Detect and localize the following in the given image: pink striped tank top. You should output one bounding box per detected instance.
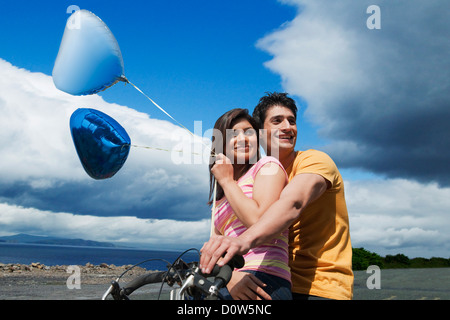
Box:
[214,156,291,282]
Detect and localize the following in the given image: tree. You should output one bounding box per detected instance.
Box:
[384,253,411,268]
[352,247,384,270]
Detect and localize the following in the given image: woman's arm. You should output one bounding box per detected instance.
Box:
[212,155,286,228]
[200,172,328,273]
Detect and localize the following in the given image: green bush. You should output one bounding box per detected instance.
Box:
[383,253,411,268]
[351,248,449,270]
[352,247,384,270]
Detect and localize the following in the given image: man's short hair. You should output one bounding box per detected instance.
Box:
[252,92,298,128]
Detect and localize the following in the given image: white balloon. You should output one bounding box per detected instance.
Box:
[52,10,127,96]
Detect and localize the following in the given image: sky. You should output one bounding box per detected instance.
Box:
[0,0,449,258]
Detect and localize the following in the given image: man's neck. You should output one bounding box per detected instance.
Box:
[279,149,297,170]
[267,148,296,169]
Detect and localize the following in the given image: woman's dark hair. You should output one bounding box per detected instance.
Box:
[252,92,297,129]
[208,108,260,205]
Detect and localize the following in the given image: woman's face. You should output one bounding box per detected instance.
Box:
[226,118,258,164]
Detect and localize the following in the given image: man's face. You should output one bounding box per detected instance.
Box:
[262,105,297,155]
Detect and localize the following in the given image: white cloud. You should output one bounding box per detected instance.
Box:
[0,203,210,248]
[0,58,213,248]
[0,58,208,183]
[258,1,365,122]
[2,0,450,258]
[259,0,450,186]
[345,179,450,257]
[255,0,450,257]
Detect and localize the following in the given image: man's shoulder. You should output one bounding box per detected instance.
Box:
[296,149,335,162]
[292,149,339,179]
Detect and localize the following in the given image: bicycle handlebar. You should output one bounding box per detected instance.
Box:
[210,253,245,288]
[102,253,245,300]
[202,253,244,300]
[121,270,168,296]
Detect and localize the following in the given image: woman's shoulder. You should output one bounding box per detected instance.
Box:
[257,156,283,167]
[251,156,287,178]
[252,156,283,171]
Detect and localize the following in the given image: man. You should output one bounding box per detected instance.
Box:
[201,92,353,300]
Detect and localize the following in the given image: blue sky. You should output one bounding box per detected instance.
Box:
[1,0,326,151]
[2,1,307,135]
[0,0,449,258]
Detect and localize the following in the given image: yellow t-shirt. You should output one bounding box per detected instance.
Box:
[285,150,353,300]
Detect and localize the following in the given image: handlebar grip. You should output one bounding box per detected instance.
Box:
[122,271,167,296]
[214,264,233,285]
[201,254,245,277]
[228,254,245,269]
[206,254,245,300]
[214,254,244,286]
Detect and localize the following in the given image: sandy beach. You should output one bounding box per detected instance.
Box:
[1,263,449,300]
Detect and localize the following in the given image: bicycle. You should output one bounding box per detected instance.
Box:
[101,248,244,300]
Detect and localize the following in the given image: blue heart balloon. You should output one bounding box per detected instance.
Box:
[70,108,131,180]
[53,10,127,95]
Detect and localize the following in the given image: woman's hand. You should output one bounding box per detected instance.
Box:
[211,153,234,186]
[200,234,251,274]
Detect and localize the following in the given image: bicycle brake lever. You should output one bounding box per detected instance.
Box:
[101,284,113,300]
[178,274,195,297]
[102,278,121,300]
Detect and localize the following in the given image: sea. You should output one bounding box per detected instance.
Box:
[0,242,200,271]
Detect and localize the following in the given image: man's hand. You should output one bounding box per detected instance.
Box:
[227,271,272,300]
[200,234,251,274]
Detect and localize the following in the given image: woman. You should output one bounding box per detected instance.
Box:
[208,108,292,300]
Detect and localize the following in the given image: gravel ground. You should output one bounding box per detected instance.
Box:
[1,263,449,300]
[353,267,450,300]
[0,263,172,300]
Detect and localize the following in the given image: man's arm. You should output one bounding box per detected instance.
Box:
[200,172,328,273]
[227,271,272,300]
[213,155,287,227]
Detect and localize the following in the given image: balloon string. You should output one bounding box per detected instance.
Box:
[125,79,216,156]
[133,143,218,236]
[134,142,217,236]
[123,78,218,232]
[211,180,217,237]
[127,81,194,136]
[130,144,201,155]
